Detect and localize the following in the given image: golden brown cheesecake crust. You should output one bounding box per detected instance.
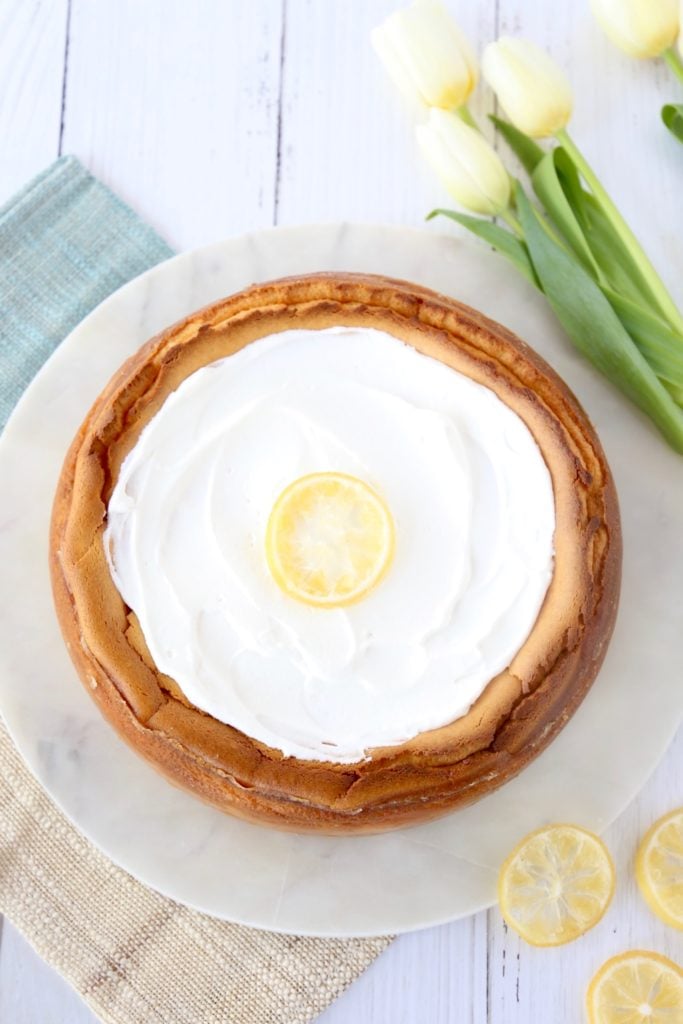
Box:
[50,273,622,833]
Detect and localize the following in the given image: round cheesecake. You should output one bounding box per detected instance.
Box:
[50,273,621,833]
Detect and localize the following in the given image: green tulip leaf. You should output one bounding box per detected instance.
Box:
[552,147,667,312]
[662,103,683,143]
[531,152,601,280]
[603,288,683,399]
[428,208,539,288]
[516,184,683,452]
[489,116,545,176]
[553,135,683,331]
[547,149,683,400]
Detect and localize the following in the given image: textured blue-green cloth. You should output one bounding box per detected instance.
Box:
[0,156,173,430]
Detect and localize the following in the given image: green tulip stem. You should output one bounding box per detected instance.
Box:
[556,128,683,334]
[664,47,683,87]
[499,206,523,237]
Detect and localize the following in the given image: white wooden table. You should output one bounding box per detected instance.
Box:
[1,2,681,1021]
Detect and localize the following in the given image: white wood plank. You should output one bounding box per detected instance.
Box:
[0,0,68,204]
[319,914,489,1024]
[275,0,499,227]
[0,920,96,1024]
[60,0,284,250]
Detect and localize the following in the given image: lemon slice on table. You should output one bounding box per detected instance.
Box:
[636,807,683,930]
[266,472,395,608]
[498,824,615,946]
[586,950,683,1024]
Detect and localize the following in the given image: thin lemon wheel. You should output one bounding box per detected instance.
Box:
[265,472,394,608]
[636,807,683,930]
[586,950,683,1024]
[498,824,615,946]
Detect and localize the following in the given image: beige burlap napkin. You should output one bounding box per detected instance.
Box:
[0,720,391,1024]
[0,157,391,1024]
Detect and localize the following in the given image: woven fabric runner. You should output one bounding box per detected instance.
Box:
[0,157,391,1024]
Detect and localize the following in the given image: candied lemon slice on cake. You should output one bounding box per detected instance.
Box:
[266,472,395,607]
[636,807,683,930]
[586,950,683,1024]
[498,824,615,946]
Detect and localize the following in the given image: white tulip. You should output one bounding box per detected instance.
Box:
[590,0,679,58]
[482,38,573,138]
[371,0,478,110]
[678,0,683,58]
[417,109,510,215]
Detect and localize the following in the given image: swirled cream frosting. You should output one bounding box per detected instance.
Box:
[104,326,555,763]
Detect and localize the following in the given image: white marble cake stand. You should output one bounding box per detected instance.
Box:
[0,224,681,937]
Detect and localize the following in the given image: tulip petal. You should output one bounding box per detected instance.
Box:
[483,38,573,138]
[417,110,510,216]
[372,0,477,110]
[590,0,679,58]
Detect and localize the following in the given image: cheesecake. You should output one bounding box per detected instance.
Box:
[50,273,621,833]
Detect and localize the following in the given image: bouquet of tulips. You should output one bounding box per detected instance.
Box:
[373,0,683,453]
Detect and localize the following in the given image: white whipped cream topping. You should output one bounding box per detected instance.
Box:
[105,327,555,763]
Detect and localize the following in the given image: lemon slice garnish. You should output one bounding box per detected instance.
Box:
[636,807,683,930]
[498,824,615,946]
[265,472,394,608]
[586,950,683,1024]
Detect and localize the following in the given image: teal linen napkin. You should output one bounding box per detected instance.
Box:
[0,156,173,430]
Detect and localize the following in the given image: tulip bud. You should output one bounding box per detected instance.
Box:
[371,0,478,110]
[590,0,679,59]
[482,38,573,138]
[417,109,510,215]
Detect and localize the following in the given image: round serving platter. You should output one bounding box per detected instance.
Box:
[0,223,680,936]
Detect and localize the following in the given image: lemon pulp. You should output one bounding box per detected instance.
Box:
[586,951,683,1024]
[265,472,395,608]
[498,824,615,946]
[636,807,683,930]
